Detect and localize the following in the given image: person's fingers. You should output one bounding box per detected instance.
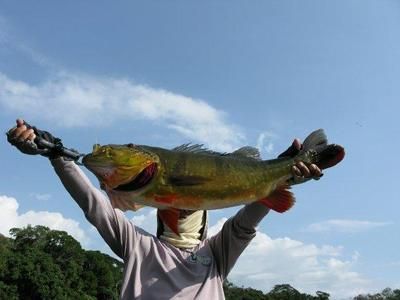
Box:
[20,129,35,141]
[279,139,302,158]
[309,164,322,178]
[16,118,25,127]
[27,132,37,141]
[292,138,302,151]
[291,165,302,177]
[12,125,28,139]
[296,161,311,178]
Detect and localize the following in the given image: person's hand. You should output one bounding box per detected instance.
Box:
[6,118,59,157]
[6,119,42,155]
[279,138,322,184]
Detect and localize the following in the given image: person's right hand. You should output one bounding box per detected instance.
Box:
[279,138,323,185]
[6,119,44,155]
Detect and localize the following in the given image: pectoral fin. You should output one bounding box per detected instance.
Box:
[107,189,145,211]
[259,185,295,213]
[110,195,145,211]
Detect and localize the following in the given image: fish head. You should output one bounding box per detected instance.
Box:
[82,143,159,191]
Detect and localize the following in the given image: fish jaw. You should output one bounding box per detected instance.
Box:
[82,144,159,190]
[81,159,121,188]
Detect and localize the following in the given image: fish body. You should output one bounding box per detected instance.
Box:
[105,145,293,211]
[82,129,344,215]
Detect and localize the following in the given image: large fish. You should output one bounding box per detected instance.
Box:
[82,129,344,233]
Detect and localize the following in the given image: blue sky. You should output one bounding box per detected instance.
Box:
[0,1,399,298]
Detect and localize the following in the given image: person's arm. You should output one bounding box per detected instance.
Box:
[7,119,138,260]
[208,201,269,279]
[208,138,322,279]
[51,157,138,260]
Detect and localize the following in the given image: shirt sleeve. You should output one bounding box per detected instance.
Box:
[51,157,138,260]
[208,202,270,279]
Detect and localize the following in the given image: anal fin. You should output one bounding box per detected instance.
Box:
[259,185,295,213]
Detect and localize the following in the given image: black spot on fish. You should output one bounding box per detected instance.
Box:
[168,175,211,186]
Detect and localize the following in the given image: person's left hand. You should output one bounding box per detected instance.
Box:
[279,138,322,183]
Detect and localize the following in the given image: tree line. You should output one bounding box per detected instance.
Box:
[0,226,398,299]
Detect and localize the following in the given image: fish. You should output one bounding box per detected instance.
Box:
[82,129,344,234]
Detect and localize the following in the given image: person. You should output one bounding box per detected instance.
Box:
[7,118,322,300]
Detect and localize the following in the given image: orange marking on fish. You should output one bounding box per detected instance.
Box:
[154,194,177,204]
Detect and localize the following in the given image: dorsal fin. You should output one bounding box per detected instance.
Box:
[172,143,226,156]
[231,146,261,160]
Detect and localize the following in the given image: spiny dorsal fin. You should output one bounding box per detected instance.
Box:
[172,143,226,156]
[231,146,261,160]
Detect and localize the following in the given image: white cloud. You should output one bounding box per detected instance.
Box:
[130,208,158,235]
[209,217,372,299]
[256,131,276,155]
[0,194,87,245]
[0,72,244,152]
[304,219,392,233]
[208,217,228,237]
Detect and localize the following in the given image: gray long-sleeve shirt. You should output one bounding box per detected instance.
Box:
[51,158,269,300]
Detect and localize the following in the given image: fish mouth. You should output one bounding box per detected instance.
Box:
[113,163,158,192]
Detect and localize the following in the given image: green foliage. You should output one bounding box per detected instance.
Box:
[354,288,400,300]
[0,225,123,300]
[223,280,331,300]
[223,280,400,300]
[223,280,267,300]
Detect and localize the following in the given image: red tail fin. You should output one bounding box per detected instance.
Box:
[301,129,345,170]
[259,185,295,213]
[315,144,345,170]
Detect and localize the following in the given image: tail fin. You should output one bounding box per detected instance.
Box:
[301,129,345,170]
[258,129,344,214]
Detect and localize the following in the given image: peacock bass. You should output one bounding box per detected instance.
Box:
[82,129,344,234]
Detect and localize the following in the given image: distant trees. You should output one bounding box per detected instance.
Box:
[0,226,399,299]
[0,225,122,299]
[223,281,330,299]
[223,281,400,300]
[354,288,400,300]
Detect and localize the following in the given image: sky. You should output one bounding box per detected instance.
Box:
[0,1,399,299]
